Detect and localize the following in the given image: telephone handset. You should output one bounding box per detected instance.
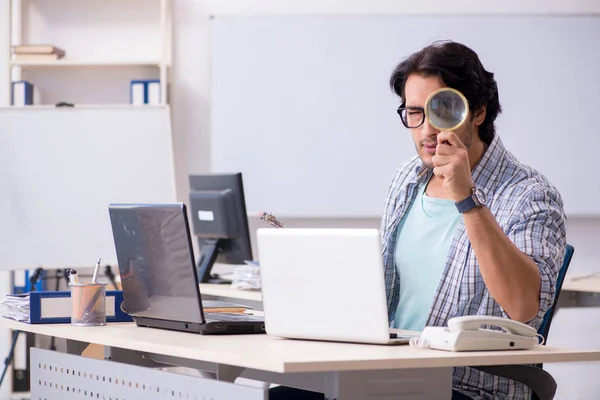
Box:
[410,315,544,352]
[448,315,538,337]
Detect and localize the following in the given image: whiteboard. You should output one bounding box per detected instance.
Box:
[211,15,600,217]
[0,107,176,270]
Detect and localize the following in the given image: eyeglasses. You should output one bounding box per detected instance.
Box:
[397,105,425,129]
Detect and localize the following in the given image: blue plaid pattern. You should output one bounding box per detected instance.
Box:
[380,135,567,399]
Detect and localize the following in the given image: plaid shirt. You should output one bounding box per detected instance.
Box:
[380,135,567,400]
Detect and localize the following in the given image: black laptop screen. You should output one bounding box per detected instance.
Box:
[108,204,203,324]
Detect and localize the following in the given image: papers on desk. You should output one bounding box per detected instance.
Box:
[1,293,31,322]
[202,300,252,313]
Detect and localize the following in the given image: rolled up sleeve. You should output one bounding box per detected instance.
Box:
[505,187,567,327]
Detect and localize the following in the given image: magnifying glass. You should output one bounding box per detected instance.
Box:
[424,87,469,131]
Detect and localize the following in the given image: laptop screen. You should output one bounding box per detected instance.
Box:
[108,204,203,324]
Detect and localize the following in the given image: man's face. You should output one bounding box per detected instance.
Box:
[403,74,475,168]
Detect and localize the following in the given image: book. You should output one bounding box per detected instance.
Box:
[11,44,65,57]
[0,291,132,324]
[12,53,64,61]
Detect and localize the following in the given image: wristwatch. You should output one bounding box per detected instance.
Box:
[455,187,487,213]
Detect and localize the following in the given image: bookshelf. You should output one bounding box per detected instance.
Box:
[6,0,172,107]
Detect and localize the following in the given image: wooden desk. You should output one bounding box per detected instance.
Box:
[557,274,600,309]
[4,318,600,399]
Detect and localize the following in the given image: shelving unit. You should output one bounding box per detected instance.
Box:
[6,0,172,107]
[2,6,178,397]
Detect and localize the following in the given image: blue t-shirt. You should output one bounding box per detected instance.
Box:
[393,182,462,331]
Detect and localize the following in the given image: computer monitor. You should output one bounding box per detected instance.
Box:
[188,173,253,284]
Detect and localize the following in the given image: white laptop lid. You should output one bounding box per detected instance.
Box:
[256,228,393,344]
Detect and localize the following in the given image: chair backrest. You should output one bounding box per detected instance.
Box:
[475,245,574,400]
[537,244,574,340]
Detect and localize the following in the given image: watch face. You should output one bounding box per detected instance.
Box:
[475,188,487,206]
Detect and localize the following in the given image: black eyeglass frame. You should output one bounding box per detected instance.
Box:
[396,105,426,129]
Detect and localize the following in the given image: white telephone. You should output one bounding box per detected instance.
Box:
[410,315,544,352]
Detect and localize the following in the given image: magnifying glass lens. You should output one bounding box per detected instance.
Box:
[426,89,468,131]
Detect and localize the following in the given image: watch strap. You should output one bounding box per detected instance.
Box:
[455,194,478,213]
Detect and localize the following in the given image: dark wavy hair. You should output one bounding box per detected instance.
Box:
[389,41,501,145]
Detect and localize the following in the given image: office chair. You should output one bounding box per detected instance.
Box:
[473,244,575,400]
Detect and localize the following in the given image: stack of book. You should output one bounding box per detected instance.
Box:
[11,44,65,61]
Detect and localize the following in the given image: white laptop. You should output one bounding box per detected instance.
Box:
[256,228,420,345]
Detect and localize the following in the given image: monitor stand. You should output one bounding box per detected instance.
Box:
[196,239,232,285]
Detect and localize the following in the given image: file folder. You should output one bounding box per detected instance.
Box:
[2,290,132,324]
[130,79,161,105]
[11,80,34,106]
[130,80,146,106]
[147,79,161,105]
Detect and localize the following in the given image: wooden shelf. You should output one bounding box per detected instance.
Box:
[10,59,164,68]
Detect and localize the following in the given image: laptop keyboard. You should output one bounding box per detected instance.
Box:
[204,312,264,322]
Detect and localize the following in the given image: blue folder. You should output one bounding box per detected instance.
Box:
[11,80,34,106]
[5,290,132,324]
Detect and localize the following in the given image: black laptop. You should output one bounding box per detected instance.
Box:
[108,203,265,335]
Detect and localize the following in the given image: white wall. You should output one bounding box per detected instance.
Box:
[1,1,599,398]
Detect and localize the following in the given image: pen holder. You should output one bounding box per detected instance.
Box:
[70,282,107,326]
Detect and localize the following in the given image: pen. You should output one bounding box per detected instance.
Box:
[67,269,80,285]
[92,257,101,284]
[82,287,104,318]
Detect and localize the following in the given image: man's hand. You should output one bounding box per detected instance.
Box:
[431,131,474,202]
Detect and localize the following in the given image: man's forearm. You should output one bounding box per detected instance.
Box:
[462,206,541,323]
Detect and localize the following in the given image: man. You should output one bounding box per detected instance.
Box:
[382,40,566,399]
[270,41,567,400]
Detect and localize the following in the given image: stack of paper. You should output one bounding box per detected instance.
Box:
[0,294,31,323]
